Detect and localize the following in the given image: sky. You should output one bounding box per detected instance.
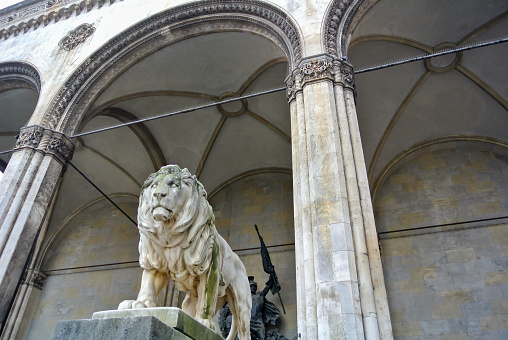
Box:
[0,0,23,11]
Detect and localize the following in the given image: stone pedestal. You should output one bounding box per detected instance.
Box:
[52,308,224,340]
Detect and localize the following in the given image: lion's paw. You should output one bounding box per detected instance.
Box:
[196,317,215,330]
[118,299,156,310]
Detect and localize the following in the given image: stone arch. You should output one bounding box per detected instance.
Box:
[0,62,41,172]
[40,0,303,135]
[0,62,41,93]
[371,135,508,200]
[323,0,379,58]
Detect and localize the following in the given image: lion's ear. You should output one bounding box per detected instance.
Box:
[141,173,156,190]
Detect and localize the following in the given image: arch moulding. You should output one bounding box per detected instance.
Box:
[40,0,303,135]
[0,61,41,93]
[323,0,380,57]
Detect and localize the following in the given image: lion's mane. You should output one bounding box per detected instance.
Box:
[137,165,218,279]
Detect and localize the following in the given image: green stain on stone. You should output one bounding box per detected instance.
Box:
[202,241,219,320]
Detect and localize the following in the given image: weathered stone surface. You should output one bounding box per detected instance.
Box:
[92,308,222,340]
[53,315,191,340]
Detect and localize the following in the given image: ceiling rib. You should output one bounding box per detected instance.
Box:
[367,71,431,181]
[237,58,287,95]
[195,115,227,179]
[100,108,167,170]
[458,11,508,45]
[79,144,142,188]
[456,65,508,111]
[350,34,433,52]
[246,110,290,143]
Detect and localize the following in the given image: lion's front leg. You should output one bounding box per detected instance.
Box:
[118,269,169,309]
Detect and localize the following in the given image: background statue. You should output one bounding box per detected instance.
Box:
[118,165,251,340]
[219,277,287,340]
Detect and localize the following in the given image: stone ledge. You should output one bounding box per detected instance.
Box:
[92,307,224,340]
[53,315,190,340]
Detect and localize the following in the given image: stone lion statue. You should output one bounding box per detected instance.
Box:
[119,165,251,340]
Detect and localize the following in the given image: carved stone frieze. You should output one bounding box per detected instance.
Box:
[0,0,119,40]
[14,125,74,164]
[24,270,47,290]
[42,0,302,131]
[59,23,95,51]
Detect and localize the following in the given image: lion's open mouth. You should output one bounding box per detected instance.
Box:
[152,206,173,222]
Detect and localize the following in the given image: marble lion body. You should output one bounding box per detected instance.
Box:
[119,165,251,340]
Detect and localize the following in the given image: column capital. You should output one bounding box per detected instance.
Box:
[286,54,355,103]
[14,125,74,164]
[23,269,47,290]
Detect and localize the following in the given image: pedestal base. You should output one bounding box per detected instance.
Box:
[52,307,224,340]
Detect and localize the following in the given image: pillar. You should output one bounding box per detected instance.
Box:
[286,54,392,339]
[0,125,73,329]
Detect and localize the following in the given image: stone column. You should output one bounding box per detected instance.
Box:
[286,54,392,339]
[0,125,73,328]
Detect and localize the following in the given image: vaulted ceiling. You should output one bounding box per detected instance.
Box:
[0,0,506,235]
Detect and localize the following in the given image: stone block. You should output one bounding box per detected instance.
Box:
[491,300,508,314]
[453,274,485,289]
[446,248,476,263]
[398,280,427,294]
[53,316,190,340]
[430,304,462,320]
[488,224,508,245]
[419,320,450,335]
[485,272,508,286]
[471,286,504,301]
[403,306,432,322]
[411,292,443,307]
[425,277,454,292]
[460,301,493,318]
[392,321,420,337]
[441,289,475,304]
[437,262,466,276]
[409,266,437,280]
[448,317,482,335]
[91,308,223,340]
[382,237,414,257]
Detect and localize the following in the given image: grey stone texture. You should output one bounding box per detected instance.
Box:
[53,316,191,340]
[376,148,508,338]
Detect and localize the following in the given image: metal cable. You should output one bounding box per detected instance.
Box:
[355,36,508,74]
[67,161,138,226]
[1,36,507,156]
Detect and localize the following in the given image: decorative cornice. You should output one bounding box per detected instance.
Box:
[285,54,355,102]
[0,62,41,92]
[23,269,47,290]
[58,23,95,51]
[0,0,120,41]
[41,0,302,131]
[14,125,74,164]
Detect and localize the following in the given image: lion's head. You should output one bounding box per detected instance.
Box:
[138,165,214,247]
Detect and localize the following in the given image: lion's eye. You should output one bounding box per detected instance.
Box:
[168,181,178,188]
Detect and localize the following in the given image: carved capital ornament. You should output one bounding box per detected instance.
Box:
[14,125,74,164]
[286,55,355,103]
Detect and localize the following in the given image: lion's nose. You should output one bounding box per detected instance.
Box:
[153,191,167,199]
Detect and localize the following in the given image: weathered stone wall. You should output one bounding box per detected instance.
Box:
[374,147,508,339]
